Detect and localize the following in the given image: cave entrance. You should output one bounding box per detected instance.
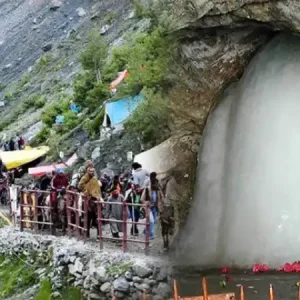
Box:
[179,33,300,269]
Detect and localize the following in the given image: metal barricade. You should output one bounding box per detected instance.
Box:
[17,189,152,253]
[66,191,88,242]
[20,190,54,233]
[97,201,150,253]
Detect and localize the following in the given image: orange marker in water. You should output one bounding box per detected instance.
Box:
[202,277,208,300]
[269,284,274,300]
[173,280,179,300]
[240,285,245,300]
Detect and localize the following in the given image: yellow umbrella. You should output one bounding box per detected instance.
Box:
[0,146,50,170]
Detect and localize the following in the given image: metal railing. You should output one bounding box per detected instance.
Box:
[98,201,150,252]
[20,190,55,233]
[66,191,88,242]
[17,189,150,252]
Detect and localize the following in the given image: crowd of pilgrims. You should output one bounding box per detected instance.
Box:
[34,160,167,242]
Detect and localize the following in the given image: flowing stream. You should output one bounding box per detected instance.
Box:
[178,33,300,269]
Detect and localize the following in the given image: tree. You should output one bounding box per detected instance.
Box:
[79,30,109,83]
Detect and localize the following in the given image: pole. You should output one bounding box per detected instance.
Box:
[145,203,150,254]
[66,192,71,237]
[83,195,88,242]
[97,201,103,250]
[122,201,127,252]
[20,191,24,232]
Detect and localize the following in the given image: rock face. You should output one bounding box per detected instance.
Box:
[143,0,300,245]
[165,0,300,33]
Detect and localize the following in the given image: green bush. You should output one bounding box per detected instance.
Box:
[62,110,81,132]
[102,45,131,82]
[125,88,170,147]
[0,84,6,91]
[30,126,50,146]
[107,26,174,98]
[0,255,38,298]
[22,94,46,110]
[34,280,52,300]
[41,98,70,127]
[104,12,116,25]
[79,30,108,75]
[133,0,145,19]
[74,72,110,110]
[4,91,13,101]
[84,108,105,137]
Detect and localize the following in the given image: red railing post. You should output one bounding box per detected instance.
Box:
[97,201,103,250]
[122,201,128,252]
[66,192,71,237]
[20,191,24,232]
[145,203,150,253]
[8,186,11,221]
[34,192,38,232]
[50,192,55,235]
[83,195,88,242]
[75,193,80,238]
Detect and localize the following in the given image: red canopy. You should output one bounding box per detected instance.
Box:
[28,153,78,177]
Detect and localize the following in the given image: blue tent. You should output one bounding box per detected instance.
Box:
[105,95,144,127]
[55,115,64,125]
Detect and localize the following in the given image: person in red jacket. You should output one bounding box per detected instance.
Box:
[51,169,69,232]
[51,169,69,190]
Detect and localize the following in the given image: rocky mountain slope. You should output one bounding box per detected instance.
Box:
[0,0,138,148]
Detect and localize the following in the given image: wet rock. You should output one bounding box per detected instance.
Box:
[134,283,150,291]
[153,296,163,300]
[3,64,12,71]
[133,263,152,278]
[100,282,111,293]
[76,7,86,17]
[115,291,126,299]
[100,25,110,35]
[91,146,101,161]
[155,267,168,282]
[132,276,142,283]
[154,282,171,298]
[94,266,107,282]
[52,291,61,298]
[58,22,68,30]
[113,277,130,293]
[125,271,133,281]
[89,293,102,300]
[68,258,84,275]
[42,43,53,52]
[50,0,62,10]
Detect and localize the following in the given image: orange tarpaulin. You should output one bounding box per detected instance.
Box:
[110,69,129,89]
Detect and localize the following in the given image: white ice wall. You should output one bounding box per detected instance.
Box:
[178,33,300,268]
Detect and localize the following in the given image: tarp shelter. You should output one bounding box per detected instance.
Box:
[103,95,144,127]
[133,136,182,177]
[70,103,80,113]
[28,153,78,177]
[55,115,64,125]
[0,146,50,170]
